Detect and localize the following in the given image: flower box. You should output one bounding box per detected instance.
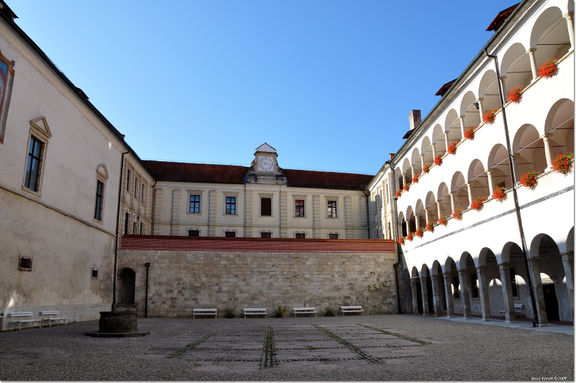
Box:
[483,110,497,124]
[426,222,434,233]
[470,196,486,211]
[395,189,403,198]
[507,86,523,103]
[415,228,424,238]
[406,232,414,241]
[403,182,411,192]
[438,216,448,226]
[397,237,405,245]
[434,155,443,166]
[538,58,558,78]
[492,186,507,202]
[464,128,475,140]
[412,173,421,183]
[520,171,540,189]
[423,164,431,173]
[552,152,574,175]
[452,208,463,220]
[447,142,457,155]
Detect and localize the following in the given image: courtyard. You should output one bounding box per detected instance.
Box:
[0,314,572,381]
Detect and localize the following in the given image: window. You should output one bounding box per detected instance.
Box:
[94,180,104,221]
[295,233,306,239]
[329,233,339,239]
[261,232,272,238]
[18,256,32,271]
[188,229,200,237]
[141,184,145,204]
[134,177,139,198]
[124,212,129,234]
[327,200,337,218]
[261,197,272,216]
[225,231,236,237]
[0,51,15,143]
[24,135,44,192]
[189,195,200,213]
[510,268,519,297]
[126,169,131,191]
[132,222,137,235]
[295,199,305,217]
[140,222,144,235]
[471,274,479,298]
[225,196,236,215]
[91,268,99,279]
[452,277,460,298]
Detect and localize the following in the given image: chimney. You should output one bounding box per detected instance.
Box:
[409,110,421,131]
[389,153,395,161]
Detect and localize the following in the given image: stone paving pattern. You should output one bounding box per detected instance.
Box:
[0,315,572,381]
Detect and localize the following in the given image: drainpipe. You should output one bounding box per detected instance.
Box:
[150,180,157,234]
[484,49,539,327]
[112,151,129,311]
[144,262,151,318]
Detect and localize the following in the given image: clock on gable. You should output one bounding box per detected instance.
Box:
[257,156,274,172]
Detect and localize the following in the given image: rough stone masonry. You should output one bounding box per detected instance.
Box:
[118,236,397,317]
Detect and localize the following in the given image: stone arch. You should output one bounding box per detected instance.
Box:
[425,191,438,225]
[437,182,451,218]
[467,159,490,201]
[398,211,407,237]
[411,266,423,315]
[406,206,416,233]
[500,42,533,94]
[411,147,423,175]
[432,124,446,157]
[544,98,574,159]
[513,124,547,176]
[530,6,571,64]
[444,109,462,144]
[460,91,481,131]
[421,264,434,315]
[450,171,468,210]
[478,70,500,115]
[488,144,512,190]
[421,136,434,168]
[402,158,413,184]
[415,199,426,230]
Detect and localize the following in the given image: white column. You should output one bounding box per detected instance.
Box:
[500,75,507,97]
[425,209,430,226]
[420,155,425,173]
[436,202,442,219]
[487,171,495,196]
[561,252,574,316]
[542,135,554,171]
[450,193,455,212]
[415,215,421,230]
[431,145,436,159]
[565,13,575,50]
[466,183,473,207]
[498,263,516,322]
[477,98,485,122]
[528,49,538,80]
[443,273,455,317]
[443,132,450,153]
[476,266,491,321]
[459,116,466,139]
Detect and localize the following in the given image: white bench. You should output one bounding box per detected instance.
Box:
[192,308,218,319]
[243,308,267,318]
[340,305,364,316]
[292,307,316,317]
[40,311,67,327]
[7,312,41,331]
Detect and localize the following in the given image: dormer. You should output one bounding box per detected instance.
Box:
[245,143,287,185]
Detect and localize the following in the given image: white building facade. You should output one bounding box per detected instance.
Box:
[368,0,574,326]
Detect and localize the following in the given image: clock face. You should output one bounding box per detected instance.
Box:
[258,156,274,172]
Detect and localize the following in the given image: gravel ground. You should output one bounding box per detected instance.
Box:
[0,314,572,381]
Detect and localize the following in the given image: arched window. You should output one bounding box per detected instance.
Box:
[460,91,481,132]
[450,172,469,210]
[421,137,434,169]
[411,148,423,176]
[425,191,438,225]
[500,43,533,95]
[513,124,547,177]
[445,109,462,144]
[437,182,451,218]
[478,70,500,117]
[467,159,490,201]
[545,99,574,159]
[488,144,512,190]
[432,124,446,157]
[530,7,572,67]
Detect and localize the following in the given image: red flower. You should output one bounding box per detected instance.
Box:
[538,58,558,78]
[470,196,486,211]
[520,171,540,189]
[403,182,411,192]
[552,152,574,175]
[447,142,457,155]
[464,128,475,140]
[395,189,403,198]
[437,216,448,226]
[397,237,405,245]
[483,110,497,124]
[426,222,434,233]
[415,228,424,238]
[423,164,431,173]
[406,232,414,241]
[507,86,523,103]
[434,155,443,166]
[412,173,421,183]
[452,208,463,220]
[492,186,507,202]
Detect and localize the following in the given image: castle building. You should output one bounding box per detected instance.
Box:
[0,0,573,326]
[367,0,574,326]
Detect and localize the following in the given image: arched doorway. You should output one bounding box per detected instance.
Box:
[119,268,136,305]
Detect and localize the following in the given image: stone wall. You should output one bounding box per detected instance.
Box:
[119,236,397,318]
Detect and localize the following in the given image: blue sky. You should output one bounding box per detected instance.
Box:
[8,1,519,175]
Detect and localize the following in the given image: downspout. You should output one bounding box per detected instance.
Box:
[150,180,157,234]
[484,49,539,327]
[144,262,150,318]
[112,151,129,311]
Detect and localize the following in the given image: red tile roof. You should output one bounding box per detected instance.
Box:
[486,3,519,32]
[121,235,396,253]
[435,79,457,97]
[143,160,374,190]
